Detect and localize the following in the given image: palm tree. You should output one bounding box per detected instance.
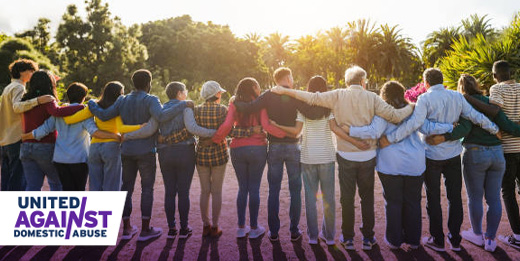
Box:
[346,19,380,76]
[244,32,262,44]
[461,14,497,41]
[422,27,461,67]
[376,24,417,80]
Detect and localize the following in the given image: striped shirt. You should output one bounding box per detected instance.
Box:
[490,80,520,153]
[296,111,335,164]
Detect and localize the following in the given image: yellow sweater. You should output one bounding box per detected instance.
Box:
[64,106,141,143]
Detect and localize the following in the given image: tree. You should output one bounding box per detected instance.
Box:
[461,14,497,41]
[15,18,51,54]
[56,0,147,95]
[422,27,460,67]
[376,24,418,81]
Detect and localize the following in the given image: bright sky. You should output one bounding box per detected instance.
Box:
[1,0,519,46]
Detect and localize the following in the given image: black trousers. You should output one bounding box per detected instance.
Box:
[54,162,89,191]
[424,155,463,246]
[503,153,520,234]
[337,154,376,240]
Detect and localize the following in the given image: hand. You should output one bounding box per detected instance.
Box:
[228,96,235,104]
[269,119,278,126]
[252,125,262,134]
[378,135,391,149]
[340,124,350,134]
[117,134,123,143]
[425,134,445,145]
[21,132,34,141]
[157,135,165,143]
[186,100,195,109]
[496,130,502,140]
[352,139,370,151]
[37,95,55,105]
[271,86,286,95]
[141,123,148,128]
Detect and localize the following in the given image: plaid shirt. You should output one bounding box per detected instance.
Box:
[194,102,228,166]
[159,128,193,144]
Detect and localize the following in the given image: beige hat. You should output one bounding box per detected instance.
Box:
[201,81,226,100]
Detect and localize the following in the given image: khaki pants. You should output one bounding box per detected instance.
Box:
[196,164,227,226]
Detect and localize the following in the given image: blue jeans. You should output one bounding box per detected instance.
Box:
[20,143,62,191]
[88,142,122,191]
[121,152,156,219]
[378,172,423,246]
[231,145,267,228]
[462,144,506,239]
[267,143,301,235]
[158,144,196,229]
[1,141,25,191]
[302,162,335,241]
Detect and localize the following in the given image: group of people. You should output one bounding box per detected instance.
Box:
[1,58,520,253]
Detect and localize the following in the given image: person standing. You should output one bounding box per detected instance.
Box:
[488,60,520,249]
[271,66,414,250]
[0,59,54,191]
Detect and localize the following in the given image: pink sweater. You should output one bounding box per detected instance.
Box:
[212,102,286,148]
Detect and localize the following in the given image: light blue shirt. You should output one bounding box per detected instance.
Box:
[350,116,453,176]
[386,84,499,160]
[33,105,98,164]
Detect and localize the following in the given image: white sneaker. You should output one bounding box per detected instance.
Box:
[498,234,520,249]
[249,226,265,239]
[484,238,497,252]
[319,232,335,246]
[309,238,318,245]
[237,226,250,238]
[461,229,484,246]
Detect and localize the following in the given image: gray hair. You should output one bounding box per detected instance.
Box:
[165,81,186,99]
[344,66,367,86]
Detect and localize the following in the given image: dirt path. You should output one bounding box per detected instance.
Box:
[1,160,520,260]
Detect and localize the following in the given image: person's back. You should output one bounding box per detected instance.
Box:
[490,80,520,153]
[117,91,155,155]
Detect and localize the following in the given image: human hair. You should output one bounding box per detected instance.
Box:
[344,65,367,86]
[131,69,152,91]
[165,81,186,100]
[8,59,38,79]
[98,81,124,109]
[273,67,292,84]
[379,81,408,109]
[457,74,483,96]
[66,82,88,104]
[234,77,261,126]
[492,60,511,82]
[306,75,331,118]
[423,68,443,86]
[21,70,57,101]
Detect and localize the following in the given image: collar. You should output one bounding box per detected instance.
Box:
[428,84,445,92]
[11,79,24,85]
[347,85,363,90]
[502,80,516,85]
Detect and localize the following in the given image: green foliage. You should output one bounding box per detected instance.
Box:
[56,0,147,95]
[15,18,52,54]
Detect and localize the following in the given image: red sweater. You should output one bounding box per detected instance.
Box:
[212,102,286,148]
[22,101,84,143]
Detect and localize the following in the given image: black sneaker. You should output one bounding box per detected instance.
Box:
[422,236,445,252]
[167,228,178,239]
[268,231,279,242]
[362,237,377,250]
[179,226,193,239]
[291,230,302,241]
[447,233,461,251]
[340,234,355,251]
[498,234,520,249]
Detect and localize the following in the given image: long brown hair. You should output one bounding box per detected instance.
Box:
[457,74,483,96]
[306,75,331,119]
[234,77,260,126]
[21,70,58,101]
[98,81,124,109]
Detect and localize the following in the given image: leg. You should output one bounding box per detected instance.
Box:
[32,144,61,191]
[138,153,157,220]
[378,172,404,246]
[424,158,445,245]
[231,147,249,228]
[302,163,320,240]
[462,148,487,236]
[176,145,196,229]
[55,163,75,191]
[197,165,212,226]
[101,142,123,191]
[285,144,302,234]
[444,155,463,245]
[336,154,358,240]
[402,174,424,246]
[210,164,226,227]
[484,149,506,239]
[88,143,104,191]
[4,141,25,191]
[502,153,520,235]
[121,155,139,220]
[319,162,336,242]
[159,147,178,229]
[1,145,9,191]
[267,144,284,236]
[357,158,376,239]
[20,143,45,191]
[247,146,267,229]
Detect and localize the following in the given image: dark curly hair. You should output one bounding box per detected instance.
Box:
[379,81,408,109]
